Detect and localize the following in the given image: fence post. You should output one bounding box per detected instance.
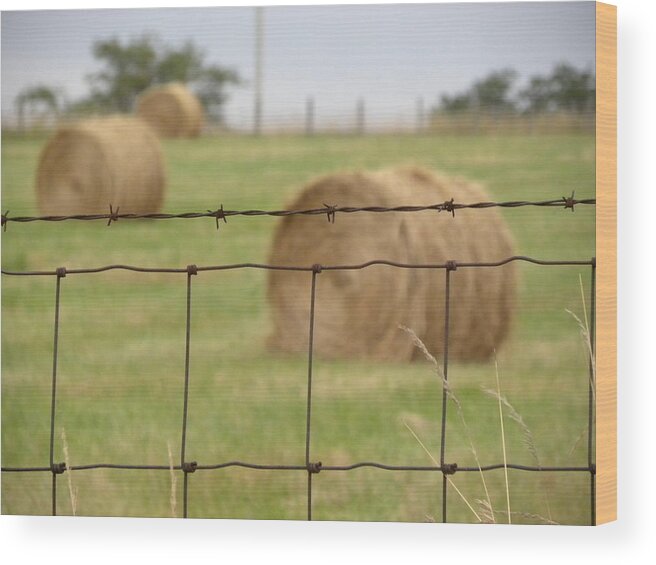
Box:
[49,268,66,515]
[253,7,264,136]
[17,104,25,133]
[416,97,425,134]
[588,258,597,525]
[305,96,315,137]
[181,265,198,518]
[305,265,321,520]
[356,98,365,135]
[440,262,455,522]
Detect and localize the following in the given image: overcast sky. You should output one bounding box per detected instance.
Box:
[1,2,596,130]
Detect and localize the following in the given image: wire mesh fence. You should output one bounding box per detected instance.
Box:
[1,249,596,523]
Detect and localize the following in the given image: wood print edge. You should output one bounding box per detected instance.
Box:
[595,1,617,525]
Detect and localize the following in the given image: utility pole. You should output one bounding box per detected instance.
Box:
[305,96,315,136]
[254,6,264,136]
[356,98,365,135]
[416,96,425,133]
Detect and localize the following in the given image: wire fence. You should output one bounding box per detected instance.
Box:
[1,194,594,231]
[5,102,596,137]
[1,254,596,524]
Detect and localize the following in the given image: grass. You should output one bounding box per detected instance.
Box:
[1,132,595,523]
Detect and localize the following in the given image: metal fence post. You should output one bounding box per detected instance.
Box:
[181,265,198,518]
[588,258,597,525]
[440,261,455,522]
[305,265,321,520]
[49,267,66,515]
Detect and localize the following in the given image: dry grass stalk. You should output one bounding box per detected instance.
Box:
[493,510,559,525]
[568,426,588,457]
[565,274,596,402]
[167,441,177,518]
[401,325,494,521]
[60,428,77,516]
[475,499,496,524]
[481,384,553,521]
[493,355,512,524]
[403,421,482,523]
[566,274,597,467]
[402,329,562,525]
[480,387,540,466]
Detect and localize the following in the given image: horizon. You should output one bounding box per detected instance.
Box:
[1,2,596,131]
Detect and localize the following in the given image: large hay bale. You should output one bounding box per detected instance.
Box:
[135,83,204,138]
[267,166,516,362]
[36,115,166,216]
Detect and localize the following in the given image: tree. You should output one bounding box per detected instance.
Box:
[84,35,158,112]
[470,69,517,113]
[77,35,239,121]
[438,92,471,114]
[520,63,595,114]
[436,64,595,118]
[436,69,517,115]
[548,63,595,113]
[15,85,63,130]
[519,76,552,114]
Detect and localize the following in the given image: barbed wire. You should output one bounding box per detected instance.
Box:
[1,193,594,231]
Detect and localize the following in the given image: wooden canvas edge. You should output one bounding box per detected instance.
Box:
[595,1,617,525]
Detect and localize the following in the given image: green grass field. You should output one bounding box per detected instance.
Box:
[2,132,595,523]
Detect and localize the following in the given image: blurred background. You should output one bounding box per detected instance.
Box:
[2,2,596,524]
[2,3,595,135]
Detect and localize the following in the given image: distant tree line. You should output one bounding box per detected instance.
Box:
[14,85,65,130]
[14,35,240,127]
[436,63,595,116]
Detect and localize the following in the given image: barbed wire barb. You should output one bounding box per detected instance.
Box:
[107,204,120,227]
[208,204,227,230]
[323,203,337,223]
[562,191,577,212]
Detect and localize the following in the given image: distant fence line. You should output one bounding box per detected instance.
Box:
[429,111,595,136]
[1,195,595,231]
[253,102,594,136]
[3,100,595,136]
[255,104,595,136]
[1,254,597,523]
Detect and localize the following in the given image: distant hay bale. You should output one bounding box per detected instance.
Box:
[266,166,516,362]
[135,83,204,138]
[36,115,166,216]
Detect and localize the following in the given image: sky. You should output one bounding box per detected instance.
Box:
[1,2,596,131]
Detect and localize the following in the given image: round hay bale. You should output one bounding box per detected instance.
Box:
[36,115,166,216]
[135,83,204,138]
[391,168,517,362]
[266,166,516,363]
[268,172,422,362]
